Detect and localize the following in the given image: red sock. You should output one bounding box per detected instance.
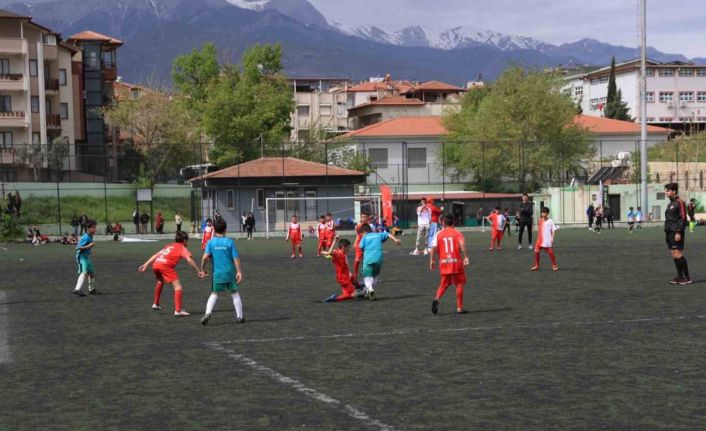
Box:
[353,260,360,280]
[547,248,557,266]
[291,243,296,255]
[174,289,182,312]
[317,242,322,255]
[455,283,464,310]
[153,282,163,305]
[435,280,450,299]
[534,251,540,267]
[298,246,303,255]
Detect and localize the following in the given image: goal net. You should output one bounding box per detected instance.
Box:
[265,195,381,238]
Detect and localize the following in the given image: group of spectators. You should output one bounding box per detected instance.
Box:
[4,192,21,217]
[240,212,256,239]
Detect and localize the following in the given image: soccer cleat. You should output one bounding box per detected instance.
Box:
[431,298,439,314]
[290,254,296,259]
[236,317,246,323]
[456,309,469,314]
[200,313,211,325]
[529,266,539,271]
[423,249,429,255]
[88,289,100,295]
[299,254,303,258]
[151,304,161,311]
[409,250,420,256]
[552,266,559,271]
[174,310,190,316]
[73,290,86,297]
[679,278,693,285]
[324,293,338,303]
[368,290,376,301]
[669,277,683,284]
[517,245,522,250]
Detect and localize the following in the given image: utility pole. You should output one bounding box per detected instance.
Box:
[639,0,648,214]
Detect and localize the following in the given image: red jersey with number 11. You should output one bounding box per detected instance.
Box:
[434,227,465,275]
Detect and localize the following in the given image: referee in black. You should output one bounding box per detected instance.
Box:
[664,183,692,285]
[517,193,534,250]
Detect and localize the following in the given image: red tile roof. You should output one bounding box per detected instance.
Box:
[404,80,465,93]
[191,157,364,181]
[340,116,447,138]
[573,115,672,134]
[68,31,123,45]
[347,80,414,93]
[349,95,425,111]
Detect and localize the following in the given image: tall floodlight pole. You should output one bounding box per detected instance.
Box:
[639,0,648,213]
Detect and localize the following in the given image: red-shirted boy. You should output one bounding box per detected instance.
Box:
[429,215,470,314]
[139,231,204,316]
[324,213,336,249]
[316,215,327,257]
[485,207,506,251]
[201,218,214,251]
[286,215,303,258]
[530,207,558,271]
[322,237,362,302]
[353,212,371,280]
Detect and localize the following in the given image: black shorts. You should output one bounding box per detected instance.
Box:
[666,231,685,250]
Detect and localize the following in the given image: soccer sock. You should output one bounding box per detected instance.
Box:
[87,278,94,291]
[674,258,683,278]
[291,243,296,255]
[528,230,532,245]
[534,251,540,267]
[298,246,303,255]
[153,282,163,305]
[174,289,183,312]
[353,261,360,280]
[74,272,86,291]
[547,248,557,267]
[680,257,690,278]
[455,284,464,310]
[231,292,243,318]
[364,276,374,292]
[206,293,218,314]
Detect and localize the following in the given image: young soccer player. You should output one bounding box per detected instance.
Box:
[322,237,363,302]
[324,213,336,250]
[635,206,643,231]
[316,215,327,257]
[627,206,636,232]
[358,223,401,300]
[664,183,691,285]
[200,219,245,325]
[353,212,371,280]
[138,231,204,316]
[426,198,443,253]
[530,207,558,271]
[73,220,98,296]
[201,218,214,251]
[286,215,303,258]
[485,207,506,251]
[429,215,470,314]
[687,199,697,233]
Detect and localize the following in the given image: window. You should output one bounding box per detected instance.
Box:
[130,89,140,99]
[646,117,655,122]
[573,86,583,96]
[45,98,51,114]
[30,96,39,113]
[645,68,655,77]
[336,102,346,117]
[60,103,68,120]
[0,59,9,75]
[0,95,10,112]
[697,91,706,102]
[32,132,40,145]
[0,131,12,148]
[41,34,56,45]
[368,148,388,169]
[256,188,265,209]
[697,69,706,77]
[656,192,666,200]
[226,190,235,209]
[659,69,674,77]
[407,148,426,168]
[658,117,673,122]
[29,60,37,77]
[697,117,706,122]
[319,104,332,116]
[646,91,655,102]
[369,96,377,102]
[590,76,609,85]
[679,91,694,102]
[659,91,673,103]
[679,117,694,122]
[297,105,310,117]
[58,69,67,86]
[678,69,694,77]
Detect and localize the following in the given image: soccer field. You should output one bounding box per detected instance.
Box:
[0,227,705,430]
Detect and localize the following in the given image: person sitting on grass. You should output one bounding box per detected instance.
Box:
[113,222,122,241]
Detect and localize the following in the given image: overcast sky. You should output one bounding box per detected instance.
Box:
[309,0,706,58]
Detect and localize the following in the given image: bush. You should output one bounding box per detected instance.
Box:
[0,212,23,241]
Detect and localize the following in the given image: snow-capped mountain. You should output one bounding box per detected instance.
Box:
[224,0,268,11]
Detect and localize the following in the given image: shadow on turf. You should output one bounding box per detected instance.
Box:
[311,294,426,304]
[204,316,291,326]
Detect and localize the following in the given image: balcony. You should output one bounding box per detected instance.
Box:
[46,113,61,129]
[0,74,25,91]
[45,78,59,92]
[0,38,25,55]
[102,66,118,82]
[0,147,15,165]
[0,111,27,127]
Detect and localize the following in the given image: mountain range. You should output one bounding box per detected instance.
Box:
[2,0,703,85]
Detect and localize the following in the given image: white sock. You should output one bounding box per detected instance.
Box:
[232,292,243,318]
[74,273,86,291]
[88,278,94,291]
[205,293,218,315]
[364,276,374,292]
[373,276,380,288]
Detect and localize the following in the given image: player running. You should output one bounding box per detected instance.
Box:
[353,212,371,280]
[429,215,470,315]
[664,183,691,285]
[73,219,98,297]
[139,231,204,316]
[201,218,214,251]
[322,237,364,302]
[200,219,245,325]
[530,207,558,271]
[485,207,507,251]
[286,215,303,258]
[358,224,401,300]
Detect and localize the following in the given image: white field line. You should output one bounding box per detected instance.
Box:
[215,315,706,345]
[0,291,9,363]
[206,342,398,431]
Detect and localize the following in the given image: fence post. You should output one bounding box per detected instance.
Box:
[56,180,62,236]
[442,141,446,201]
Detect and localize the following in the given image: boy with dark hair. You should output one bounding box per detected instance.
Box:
[530,207,558,271]
[429,214,470,314]
[664,183,691,284]
[316,215,327,256]
[286,215,303,258]
[322,237,363,302]
[358,223,401,300]
[200,219,244,325]
[73,220,98,296]
[485,207,506,251]
[139,231,204,316]
[324,212,336,250]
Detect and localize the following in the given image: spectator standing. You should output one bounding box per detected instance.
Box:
[411,198,431,255]
[503,208,512,237]
[78,211,89,235]
[604,206,614,229]
[518,194,534,250]
[245,212,255,240]
[140,211,150,234]
[155,212,164,234]
[175,212,183,232]
[14,191,21,217]
[475,207,483,227]
[214,210,224,224]
[241,212,247,233]
[6,193,15,215]
[132,209,140,234]
[586,204,595,231]
[594,206,603,233]
[70,213,80,235]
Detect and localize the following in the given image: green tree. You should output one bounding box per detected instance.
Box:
[172,42,221,112]
[604,56,631,121]
[442,67,593,192]
[47,136,69,180]
[15,142,43,181]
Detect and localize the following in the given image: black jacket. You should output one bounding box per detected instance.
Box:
[664,197,687,233]
[519,202,533,222]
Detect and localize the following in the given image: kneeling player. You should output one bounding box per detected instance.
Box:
[139,231,204,316]
[530,207,558,271]
[429,215,470,314]
[322,237,363,302]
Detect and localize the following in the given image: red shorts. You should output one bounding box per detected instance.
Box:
[291,238,302,245]
[439,272,466,287]
[492,230,504,241]
[153,266,178,284]
[355,246,363,262]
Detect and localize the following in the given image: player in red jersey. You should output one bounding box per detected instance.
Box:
[530,207,558,271]
[316,215,327,257]
[322,237,363,302]
[323,212,336,250]
[352,212,371,280]
[429,215,470,314]
[201,218,214,251]
[286,215,303,258]
[485,207,506,251]
[139,231,204,316]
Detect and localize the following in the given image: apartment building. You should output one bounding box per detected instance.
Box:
[564,59,706,132]
[289,77,350,142]
[0,10,80,181]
